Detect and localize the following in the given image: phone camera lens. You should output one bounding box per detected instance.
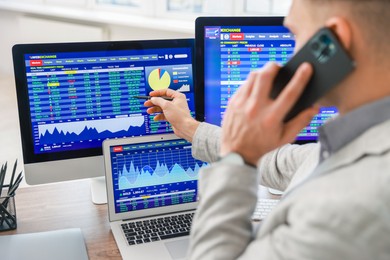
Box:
[319,35,330,44]
[322,47,331,57]
[311,42,320,51]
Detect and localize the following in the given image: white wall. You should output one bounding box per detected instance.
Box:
[18,16,106,43]
[0,10,193,77]
[0,10,20,76]
[0,9,192,188]
[108,24,193,41]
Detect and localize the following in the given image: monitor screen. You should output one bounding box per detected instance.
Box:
[196,17,338,142]
[107,138,206,214]
[12,39,195,185]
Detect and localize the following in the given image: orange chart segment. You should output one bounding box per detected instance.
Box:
[148,68,171,90]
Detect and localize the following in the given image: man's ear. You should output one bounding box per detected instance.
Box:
[325,17,352,50]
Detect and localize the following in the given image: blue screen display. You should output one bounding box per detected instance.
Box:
[24,48,194,154]
[109,139,207,213]
[204,25,338,141]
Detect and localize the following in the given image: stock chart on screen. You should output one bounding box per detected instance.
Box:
[109,139,207,213]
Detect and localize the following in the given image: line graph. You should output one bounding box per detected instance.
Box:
[38,116,145,144]
[113,146,207,190]
[177,84,190,92]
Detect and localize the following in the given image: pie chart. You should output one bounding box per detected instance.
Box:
[148,68,171,90]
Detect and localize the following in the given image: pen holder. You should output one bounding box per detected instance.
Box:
[0,191,17,231]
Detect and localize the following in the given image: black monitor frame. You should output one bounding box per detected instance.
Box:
[194,17,324,144]
[12,39,195,164]
[194,16,285,122]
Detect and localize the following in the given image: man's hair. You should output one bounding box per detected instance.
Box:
[308,0,390,60]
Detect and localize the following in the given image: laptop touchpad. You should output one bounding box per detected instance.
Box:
[164,238,189,259]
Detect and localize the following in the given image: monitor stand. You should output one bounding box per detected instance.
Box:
[90,176,107,205]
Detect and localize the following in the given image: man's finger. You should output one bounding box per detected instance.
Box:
[249,62,280,104]
[144,100,154,107]
[150,96,170,109]
[281,106,318,143]
[233,70,257,101]
[146,106,163,114]
[153,113,167,121]
[149,89,168,97]
[273,63,313,120]
[150,89,179,98]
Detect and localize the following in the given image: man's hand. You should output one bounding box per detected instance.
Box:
[221,62,319,166]
[144,89,200,142]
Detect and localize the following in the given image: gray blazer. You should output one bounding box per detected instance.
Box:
[188,121,390,259]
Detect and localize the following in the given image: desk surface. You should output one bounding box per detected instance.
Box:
[0,179,278,259]
[0,179,121,259]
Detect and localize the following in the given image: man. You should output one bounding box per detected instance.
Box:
[146,0,390,258]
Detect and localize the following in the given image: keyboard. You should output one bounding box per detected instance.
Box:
[121,212,194,246]
[252,199,279,221]
[121,199,279,246]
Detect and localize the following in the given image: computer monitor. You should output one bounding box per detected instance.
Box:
[12,39,195,203]
[195,17,338,143]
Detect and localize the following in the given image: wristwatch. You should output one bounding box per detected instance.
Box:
[218,152,256,168]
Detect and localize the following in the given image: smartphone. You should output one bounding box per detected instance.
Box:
[271,27,356,122]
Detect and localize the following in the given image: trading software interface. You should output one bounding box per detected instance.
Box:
[204,25,338,141]
[25,48,194,154]
[109,139,206,213]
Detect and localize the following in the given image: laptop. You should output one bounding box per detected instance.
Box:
[0,228,88,260]
[103,134,207,260]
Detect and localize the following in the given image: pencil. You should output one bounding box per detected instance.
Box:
[134,95,174,101]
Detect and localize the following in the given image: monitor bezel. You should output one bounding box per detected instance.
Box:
[12,39,195,164]
[194,16,318,144]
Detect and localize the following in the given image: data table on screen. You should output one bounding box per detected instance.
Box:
[203,25,338,141]
[24,47,195,154]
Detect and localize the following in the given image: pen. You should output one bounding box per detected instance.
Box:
[7,172,23,197]
[134,95,174,101]
[0,163,7,196]
[9,160,17,189]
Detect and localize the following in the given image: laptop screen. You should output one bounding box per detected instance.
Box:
[198,19,338,142]
[108,139,207,214]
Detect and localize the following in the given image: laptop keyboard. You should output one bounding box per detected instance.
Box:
[121,199,279,246]
[121,212,194,246]
[252,199,279,221]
